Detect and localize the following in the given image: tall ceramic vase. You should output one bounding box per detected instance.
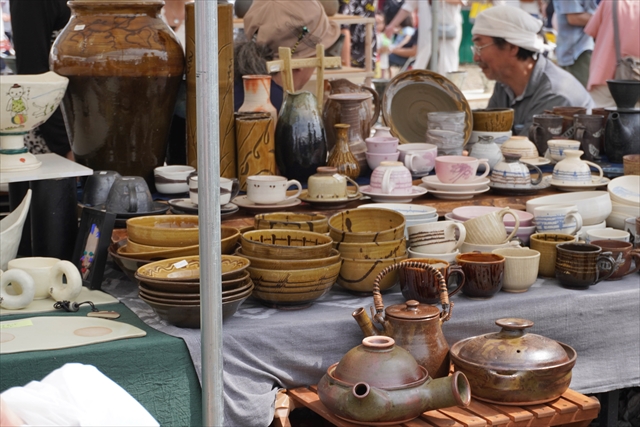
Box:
[239,75,278,131]
[50,1,185,190]
[275,91,327,183]
[327,124,360,179]
[235,112,277,191]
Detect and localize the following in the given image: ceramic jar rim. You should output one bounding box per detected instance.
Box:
[589,239,633,250]
[456,253,505,263]
[556,242,602,253]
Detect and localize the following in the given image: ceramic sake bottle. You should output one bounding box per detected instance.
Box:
[327,124,361,179]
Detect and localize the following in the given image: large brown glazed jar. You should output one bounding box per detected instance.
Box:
[50,1,185,189]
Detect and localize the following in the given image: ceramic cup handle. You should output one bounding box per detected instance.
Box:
[0,269,35,310]
[584,160,604,180]
[476,158,491,179]
[48,261,83,302]
[451,222,467,251]
[128,181,138,213]
[284,179,302,201]
[526,162,543,185]
[344,176,361,199]
[594,252,617,284]
[624,250,640,276]
[498,208,520,240]
[445,265,465,297]
[381,168,393,194]
[230,178,240,201]
[564,211,583,235]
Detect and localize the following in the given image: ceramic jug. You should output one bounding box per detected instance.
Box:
[352,261,454,379]
[274,91,327,182]
[327,124,361,179]
[491,153,542,188]
[552,150,603,185]
[469,135,503,170]
[604,110,640,163]
[50,0,185,191]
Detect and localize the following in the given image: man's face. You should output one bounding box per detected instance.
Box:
[472,35,506,82]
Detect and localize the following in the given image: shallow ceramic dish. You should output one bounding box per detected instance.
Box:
[118,242,199,261]
[233,195,301,214]
[240,229,333,260]
[452,206,533,227]
[421,175,490,192]
[236,247,341,270]
[548,176,610,192]
[333,238,407,260]
[108,241,151,284]
[254,212,329,234]
[608,175,640,206]
[126,215,199,247]
[360,185,428,203]
[488,179,550,196]
[425,186,490,200]
[526,191,612,226]
[298,190,363,210]
[135,254,250,282]
[382,70,472,145]
[329,208,406,243]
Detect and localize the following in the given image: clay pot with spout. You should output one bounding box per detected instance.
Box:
[318,335,471,425]
[604,109,640,163]
[352,260,454,379]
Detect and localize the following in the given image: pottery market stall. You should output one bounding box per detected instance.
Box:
[100,263,640,427]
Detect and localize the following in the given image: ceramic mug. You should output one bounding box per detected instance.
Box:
[82,170,121,207]
[533,205,583,235]
[407,221,466,254]
[154,165,195,194]
[573,114,604,161]
[220,177,240,205]
[188,174,199,205]
[555,243,617,289]
[105,176,153,214]
[624,216,639,247]
[590,240,640,280]
[456,252,505,299]
[7,257,83,301]
[397,143,438,176]
[246,175,302,205]
[398,258,465,304]
[435,156,491,184]
[0,269,36,310]
[547,139,581,162]
[491,248,541,293]
[369,161,413,195]
[528,114,563,155]
[463,207,520,245]
[529,233,577,277]
[307,166,360,200]
[586,228,630,243]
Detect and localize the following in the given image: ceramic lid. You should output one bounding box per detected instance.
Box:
[333,336,425,388]
[455,318,570,369]
[385,300,440,321]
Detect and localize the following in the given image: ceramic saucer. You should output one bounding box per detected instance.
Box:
[298,190,362,209]
[548,176,611,192]
[421,184,490,200]
[168,199,239,216]
[80,201,170,228]
[233,195,301,213]
[359,185,427,203]
[489,179,551,196]
[521,157,551,166]
[421,175,490,192]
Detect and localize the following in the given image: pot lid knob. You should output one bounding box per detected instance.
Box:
[496,318,534,331]
[386,299,440,320]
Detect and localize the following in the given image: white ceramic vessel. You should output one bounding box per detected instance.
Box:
[526,191,612,226]
[369,161,413,194]
[552,150,603,185]
[491,248,540,293]
[0,190,32,270]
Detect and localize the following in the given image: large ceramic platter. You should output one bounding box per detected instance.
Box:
[360,185,427,203]
[382,70,472,145]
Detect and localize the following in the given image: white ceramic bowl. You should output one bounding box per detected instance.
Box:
[365,136,399,154]
[366,151,400,171]
[608,175,640,206]
[526,191,612,226]
[611,201,640,218]
[443,212,463,223]
[501,136,539,159]
[506,224,537,246]
[468,130,513,146]
[452,206,534,227]
[547,139,581,162]
[586,228,630,243]
[154,165,195,194]
[577,220,607,241]
[408,247,459,263]
[606,212,632,230]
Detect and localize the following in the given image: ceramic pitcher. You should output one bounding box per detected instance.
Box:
[491,153,542,188]
[552,150,603,184]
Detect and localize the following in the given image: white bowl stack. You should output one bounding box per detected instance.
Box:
[358,203,438,238]
[607,176,640,230]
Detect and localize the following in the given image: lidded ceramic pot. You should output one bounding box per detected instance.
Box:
[552,149,603,185]
[450,318,577,405]
[469,135,503,170]
[491,153,542,188]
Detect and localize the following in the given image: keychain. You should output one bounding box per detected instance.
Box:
[54,300,121,319]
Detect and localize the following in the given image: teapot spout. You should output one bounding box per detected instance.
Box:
[352,307,380,337]
[421,371,471,411]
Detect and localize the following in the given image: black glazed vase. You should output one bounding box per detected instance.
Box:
[604,110,640,163]
[275,91,328,183]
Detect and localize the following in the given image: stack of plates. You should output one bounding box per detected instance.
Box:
[421,176,490,200]
[607,175,640,229]
[358,203,438,228]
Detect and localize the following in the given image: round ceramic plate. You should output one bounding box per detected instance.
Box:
[489,179,551,196]
[80,201,170,218]
[167,199,238,215]
[521,157,551,166]
[357,202,437,217]
[548,176,611,192]
[233,195,301,213]
[360,185,428,203]
[421,175,490,192]
[422,185,490,200]
[298,190,362,209]
[382,70,472,146]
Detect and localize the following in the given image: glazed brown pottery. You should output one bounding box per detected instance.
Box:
[529,233,577,277]
[318,335,470,425]
[471,108,514,132]
[327,124,361,179]
[528,113,563,155]
[235,112,277,191]
[550,106,587,134]
[254,212,329,234]
[398,258,465,305]
[455,253,505,299]
[623,154,640,176]
[450,318,577,405]
[51,1,185,191]
[583,240,640,280]
[555,242,617,289]
[352,261,453,379]
[574,114,605,161]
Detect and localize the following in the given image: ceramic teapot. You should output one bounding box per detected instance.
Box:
[491,153,542,188]
[604,109,640,163]
[469,135,503,170]
[317,335,471,425]
[552,149,603,185]
[352,261,453,379]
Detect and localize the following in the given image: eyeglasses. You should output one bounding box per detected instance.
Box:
[470,42,494,56]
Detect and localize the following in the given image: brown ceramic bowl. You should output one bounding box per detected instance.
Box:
[336,255,407,295]
[241,229,333,260]
[455,253,505,299]
[127,215,199,247]
[135,254,250,282]
[252,286,330,307]
[472,108,514,132]
[118,242,200,261]
[139,277,252,300]
[247,261,341,292]
[220,226,242,254]
[135,275,200,293]
[623,154,640,176]
[333,238,406,260]
[236,247,342,270]
[329,209,405,243]
[254,212,329,234]
[109,241,152,284]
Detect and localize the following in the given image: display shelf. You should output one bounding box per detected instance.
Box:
[0,153,93,184]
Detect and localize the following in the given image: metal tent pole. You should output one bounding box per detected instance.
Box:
[431,0,439,72]
[195,0,224,425]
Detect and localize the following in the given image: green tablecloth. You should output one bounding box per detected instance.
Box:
[0,302,202,426]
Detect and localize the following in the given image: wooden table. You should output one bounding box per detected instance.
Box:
[276,386,600,427]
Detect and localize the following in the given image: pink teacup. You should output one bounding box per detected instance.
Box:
[369,161,413,194]
[365,136,400,153]
[366,151,400,170]
[435,155,491,184]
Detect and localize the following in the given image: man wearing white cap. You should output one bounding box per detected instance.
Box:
[471,5,594,135]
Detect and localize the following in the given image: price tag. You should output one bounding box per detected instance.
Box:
[173,259,189,269]
[74,24,85,31]
[0,319,33,329]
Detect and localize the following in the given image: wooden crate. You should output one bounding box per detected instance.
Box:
[277,386,599,427]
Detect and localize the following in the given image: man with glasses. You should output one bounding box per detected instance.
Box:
[471,5,593,136]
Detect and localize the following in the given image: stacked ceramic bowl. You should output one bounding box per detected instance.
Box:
[607,176,640,230]
[134,255,252,327]
[501,136,543,165]
[426,111,466,155]
[451,206,535,247]
[357,203,438,238]
[364,135,400,170]
[253,212,329,234]
[329,208,407,294]
[238,229,340,309]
